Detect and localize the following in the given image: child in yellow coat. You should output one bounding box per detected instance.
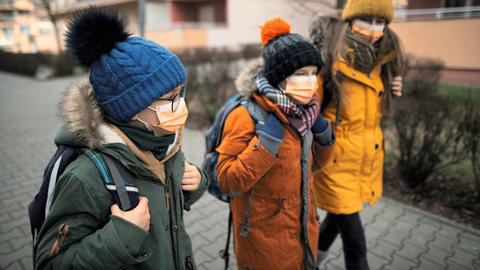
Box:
[310,0,405,269]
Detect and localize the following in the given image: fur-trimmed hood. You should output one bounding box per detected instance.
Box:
[309,16,345,56]
[234,57,264,97]
[58,78,109,149]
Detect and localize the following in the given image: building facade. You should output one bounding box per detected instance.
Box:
[0,0,38,53]
[48,0,335,51]
[390,0,480,85]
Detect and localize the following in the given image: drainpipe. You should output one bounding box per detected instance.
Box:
[466,0,473,18]
[139,0,146,37]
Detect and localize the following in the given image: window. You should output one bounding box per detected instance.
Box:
[18,10,30,15]
[0,10,13,21]
[3,28,13,40]
[171,0,226,27]
[199,5,215,23]
[39,27,51,34]
[443,0,470,18]
[20,24,30,35]
[473,0,480,16]
[0,10,14,16]
[444,0,466,7]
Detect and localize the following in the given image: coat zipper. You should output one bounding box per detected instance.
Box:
[165,184,170,213]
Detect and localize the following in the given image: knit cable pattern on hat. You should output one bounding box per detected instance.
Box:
[90,37,186,122]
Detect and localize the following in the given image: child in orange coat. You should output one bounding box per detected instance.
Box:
[216,18,335,269]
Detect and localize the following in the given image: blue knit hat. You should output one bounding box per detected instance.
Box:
[65,7,186,121]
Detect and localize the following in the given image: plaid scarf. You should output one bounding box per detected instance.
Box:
[255,72,320,137]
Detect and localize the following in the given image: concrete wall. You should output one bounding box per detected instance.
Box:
[148,0,335,50]
[146,2,170,30]
[146,28,207,49]
[390,18,480,70]
[204,0,335,49]
[390,18,480,84]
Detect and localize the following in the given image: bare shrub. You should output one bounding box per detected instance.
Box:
[459,93,480,193]
[180,45,261,128]
[393,58,468,188]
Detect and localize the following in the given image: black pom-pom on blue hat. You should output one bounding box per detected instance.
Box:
[63,6,187,122]
[65,6,130,67]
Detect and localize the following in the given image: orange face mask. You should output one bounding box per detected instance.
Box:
[134,98,189,135]
[283,75,318,105]
[352,19,385,44]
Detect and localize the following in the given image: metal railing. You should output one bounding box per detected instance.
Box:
[394,6,480,21]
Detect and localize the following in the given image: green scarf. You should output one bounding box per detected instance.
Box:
[342,30,379,74]
[343,26,395,74]
[105,116,175,161]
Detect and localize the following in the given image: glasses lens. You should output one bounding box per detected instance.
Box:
[172,96,180,112]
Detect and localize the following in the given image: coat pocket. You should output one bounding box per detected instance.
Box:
[248,197,285,227]
[48,223,69,258]
[185,255,194,270]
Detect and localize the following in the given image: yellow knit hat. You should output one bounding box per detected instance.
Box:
[342,0,394,23]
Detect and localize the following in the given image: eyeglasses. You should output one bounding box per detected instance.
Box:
[157,86,186,112]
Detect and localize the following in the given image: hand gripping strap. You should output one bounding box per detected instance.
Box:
[81,149,138,211]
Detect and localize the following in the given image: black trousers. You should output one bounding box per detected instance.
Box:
[318,212,369,270]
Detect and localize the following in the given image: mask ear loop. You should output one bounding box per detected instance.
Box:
[132,115,160,130]
[181,85,187,98]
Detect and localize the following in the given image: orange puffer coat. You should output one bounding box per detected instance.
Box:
[216,58,334,270]
[313,53,394,215]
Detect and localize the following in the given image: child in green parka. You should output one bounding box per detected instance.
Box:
[34,7,208,270]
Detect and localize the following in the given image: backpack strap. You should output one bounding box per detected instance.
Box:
[30,145,79,266]
[239,188,254,238]
[212,94,245,149]
[243,97,267,124]
[239,98,267,238]
[81,149,139,211]
[219,209,233,270]
[43,146,78,219]
[102,154,132,211]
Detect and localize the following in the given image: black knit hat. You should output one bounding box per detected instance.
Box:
[261,18,323,86]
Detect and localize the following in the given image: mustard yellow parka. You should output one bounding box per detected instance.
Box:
[313,53,393,215]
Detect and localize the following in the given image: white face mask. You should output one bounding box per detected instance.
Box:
[352,19,385,44]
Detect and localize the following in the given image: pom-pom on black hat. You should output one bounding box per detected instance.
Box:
[65,6,130,67]
[260,17,323,87]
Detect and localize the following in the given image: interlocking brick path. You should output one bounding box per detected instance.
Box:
[0,72,479,270]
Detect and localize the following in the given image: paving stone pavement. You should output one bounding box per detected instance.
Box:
[0,71,479,270]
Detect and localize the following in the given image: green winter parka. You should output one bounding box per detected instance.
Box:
[34,80,208,270]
